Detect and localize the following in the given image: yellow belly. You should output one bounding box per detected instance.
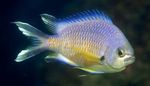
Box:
[48,37,101,67]
[61,40,100,67]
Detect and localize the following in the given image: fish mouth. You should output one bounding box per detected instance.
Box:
[124,56,135,66]
[106,56,135,71]
[108,56,135,70]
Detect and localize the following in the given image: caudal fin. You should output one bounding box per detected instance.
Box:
[14,22,49,62]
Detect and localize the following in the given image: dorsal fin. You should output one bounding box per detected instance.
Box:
[60,10,112,23]
[41,14,57,34]
[57,10,113,32]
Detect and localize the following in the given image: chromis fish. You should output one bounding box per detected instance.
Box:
[14,10,135,74]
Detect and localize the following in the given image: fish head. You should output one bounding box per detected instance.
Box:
[105,40,135,71]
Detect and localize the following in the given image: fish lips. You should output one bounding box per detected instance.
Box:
[124,56,135,66]
[105,55,135,71]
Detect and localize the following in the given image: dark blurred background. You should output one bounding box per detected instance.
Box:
[0,0,150,86]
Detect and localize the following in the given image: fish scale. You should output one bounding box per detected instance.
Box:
[53,21,108,66]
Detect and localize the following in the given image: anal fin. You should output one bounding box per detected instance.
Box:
[76,67,104,74]
[45,54,78,66]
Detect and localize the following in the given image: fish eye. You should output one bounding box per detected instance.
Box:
[100,56,105,62]
[118,48,125,57]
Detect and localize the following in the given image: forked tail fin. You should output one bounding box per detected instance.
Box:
[14,22,49,62]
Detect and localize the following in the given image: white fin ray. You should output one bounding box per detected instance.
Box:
[40,14,57,34]
[14,22,49,62]
[15,47,45,62]
[45,54,78,66]
[77,67,104,74]
[14,22,48,38]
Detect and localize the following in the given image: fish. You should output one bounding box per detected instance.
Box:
[14,10,135,74]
